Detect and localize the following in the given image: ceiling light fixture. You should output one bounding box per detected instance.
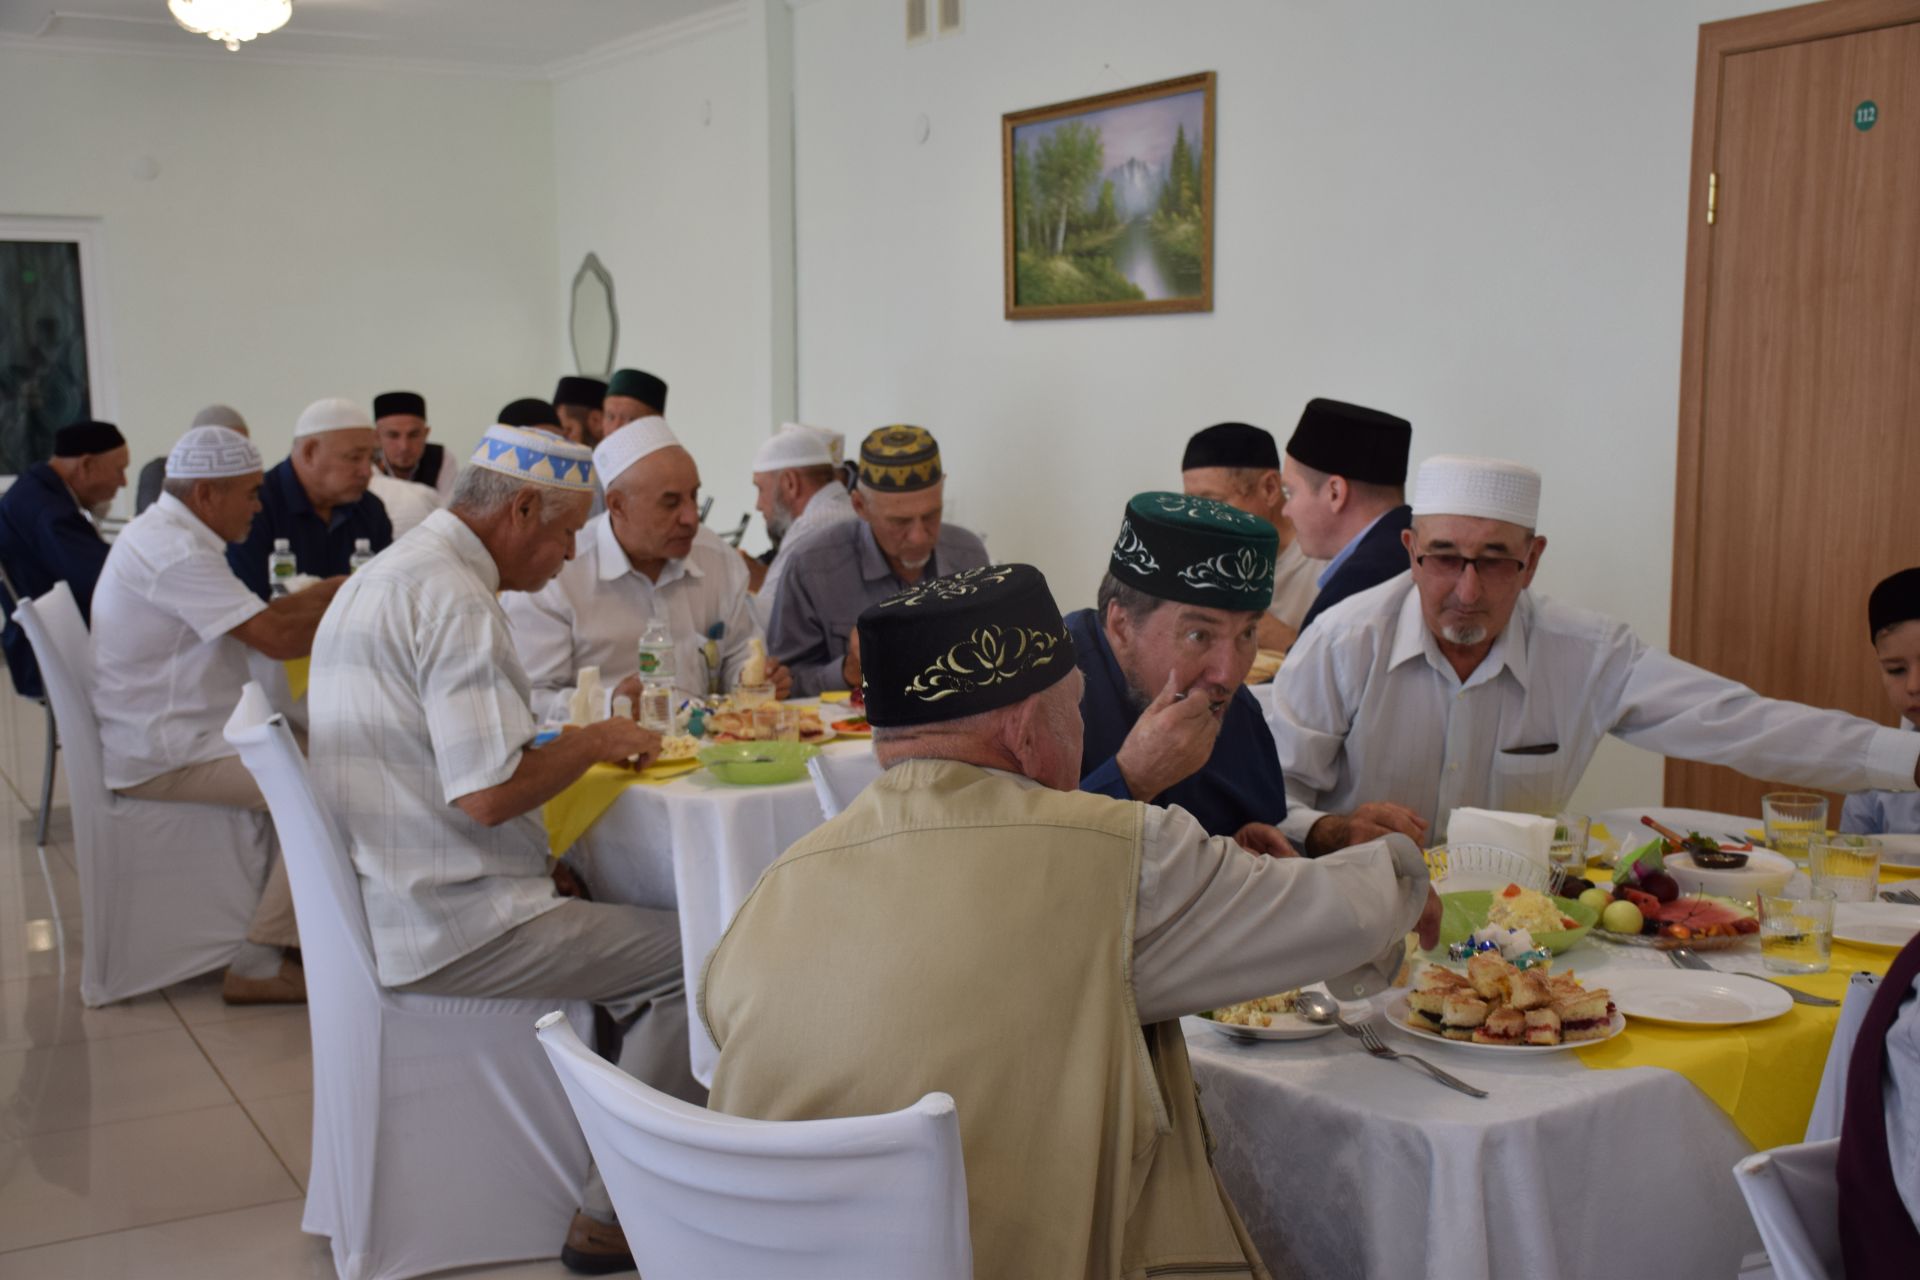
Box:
[167,0,293,53]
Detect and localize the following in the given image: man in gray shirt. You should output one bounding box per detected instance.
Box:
[768,424,989,695]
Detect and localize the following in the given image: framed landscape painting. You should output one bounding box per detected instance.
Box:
[1003,71,1215,320]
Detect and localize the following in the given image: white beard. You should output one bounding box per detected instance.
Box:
[1441,623,1489,646]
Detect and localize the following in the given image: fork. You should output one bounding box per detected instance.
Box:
[1667,946,1840,1006]
[1348,1019,1490,1098]
[1881,888,1920,907]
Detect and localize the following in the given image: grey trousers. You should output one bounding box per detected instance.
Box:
[398,898,705,1221]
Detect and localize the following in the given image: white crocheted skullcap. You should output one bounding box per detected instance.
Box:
[1411,455,1542,527]
[593,417,682,488]
[293,397,374,439]
[167,426,263,480]
[752,422,842,473]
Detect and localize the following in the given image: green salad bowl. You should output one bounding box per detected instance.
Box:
[697,740,820,785]
[1433,889,1599,955]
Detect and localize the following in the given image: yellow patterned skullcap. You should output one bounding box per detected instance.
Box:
[858,424,943,492]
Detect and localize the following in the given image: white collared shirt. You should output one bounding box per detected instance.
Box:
[503,516,759,721]
[91,494,267,789]
[310,508,562,986]
[1271,575,1920,842]
[752,483,858,629]
[366,472,438,538]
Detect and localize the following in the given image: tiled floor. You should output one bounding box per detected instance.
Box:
[0,690,575,1278]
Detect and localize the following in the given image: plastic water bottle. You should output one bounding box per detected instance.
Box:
[636,613,676,732]
[348,537,374,574]
[267,538,296,598]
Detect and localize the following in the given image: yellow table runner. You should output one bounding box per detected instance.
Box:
[284,656,311,701]
[1575,940,1895,1150]
[544,759,702,856]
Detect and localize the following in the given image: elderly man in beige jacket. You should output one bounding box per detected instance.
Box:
[703,562,1439,1280]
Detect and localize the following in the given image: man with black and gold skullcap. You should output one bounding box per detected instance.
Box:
[1070,492,1299,854]
[767,424,989,694]
[705,562,1438,1280]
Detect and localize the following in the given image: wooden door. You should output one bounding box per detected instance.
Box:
[1669,0,1920,817]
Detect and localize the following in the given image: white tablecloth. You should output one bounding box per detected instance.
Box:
[1186,943,1765,1280]
[567,736,875,1083]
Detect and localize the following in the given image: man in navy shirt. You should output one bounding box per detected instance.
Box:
[0,419,129,694]
[1283,398,1414,633]
[1070,491,1297,855]
[228,397,392,599]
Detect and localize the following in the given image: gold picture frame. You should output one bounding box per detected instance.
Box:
[1003,71,1215,320]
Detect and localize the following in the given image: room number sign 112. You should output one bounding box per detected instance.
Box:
[1855,100,1879,131]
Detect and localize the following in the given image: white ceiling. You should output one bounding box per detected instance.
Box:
[0,0,742,75]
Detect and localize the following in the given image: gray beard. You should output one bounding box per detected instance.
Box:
[1441,624,1489,646]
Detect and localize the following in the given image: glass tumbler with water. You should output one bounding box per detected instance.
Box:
[1549,814,1591,878]
[1808,834,1881,903]
[1760,888,1835,974]
[1762,792,1829,865]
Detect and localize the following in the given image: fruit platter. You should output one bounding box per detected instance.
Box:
[1577,833,1760,950]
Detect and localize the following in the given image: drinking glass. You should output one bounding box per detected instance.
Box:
[638,684,674,734]
[1760,889,1835,974]
[1762,792,1829,865]
[733,681,776,709]
[1548,814,1591,878]
[1807,834,1881,903]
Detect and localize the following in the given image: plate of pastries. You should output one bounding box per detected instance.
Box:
[1391,955,1623,1053]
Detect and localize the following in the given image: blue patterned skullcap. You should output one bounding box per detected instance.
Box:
[468,424,596,492]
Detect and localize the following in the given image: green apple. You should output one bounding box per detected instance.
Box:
[1601,899,1645,935]
[1578,887,1612,914]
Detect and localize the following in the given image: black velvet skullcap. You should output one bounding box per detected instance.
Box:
[1284,398,1412,486]
[53,420,126,457]
[372,391,427,420]
[607,368,668,411]
[498,398,562,430]
[857,564,1075,728]
[1869,568,1920,640]
[553,376,608,411]
[1182,422,1279,472]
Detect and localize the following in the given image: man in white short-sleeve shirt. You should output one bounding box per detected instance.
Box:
[310,424,701,1274]
[505,418,786,718]
[91,425,343,1004]
[1269,454,1920,853]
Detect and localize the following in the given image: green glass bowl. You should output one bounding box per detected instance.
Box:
[697,740,820,785]
[1434,890,1599,955]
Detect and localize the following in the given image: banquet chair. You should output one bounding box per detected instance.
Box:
[17,581,273,1006]
[536,1012,973,1280]
[1732,1138,1841,1280]
[0,559,58,848]
[807,747,885,820]
[223,684,594,1280]
[1804,971,1880,1141]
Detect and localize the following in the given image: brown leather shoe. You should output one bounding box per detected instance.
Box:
[221,958,307,1006]
[560,1211,636,1275]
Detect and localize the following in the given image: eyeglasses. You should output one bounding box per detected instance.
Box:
[1414,553,1527,583]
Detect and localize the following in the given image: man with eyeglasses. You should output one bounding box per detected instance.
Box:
[1269,454,1920,854]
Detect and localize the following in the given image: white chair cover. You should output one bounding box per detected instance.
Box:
[806,747,884,820]
[17,582,274,1006]
[1732,1138,1842,1280]
[224,686,594,1280]
[536,1013,973,1280]
[1806,971,1880,1141]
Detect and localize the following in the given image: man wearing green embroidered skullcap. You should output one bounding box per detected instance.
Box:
[1068,492,1302,855]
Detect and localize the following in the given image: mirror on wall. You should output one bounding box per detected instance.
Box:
[569,252,617,377]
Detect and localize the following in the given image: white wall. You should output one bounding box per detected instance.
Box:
[0,45,556,495]
[550,2,793,547]
[789,0,1778,812]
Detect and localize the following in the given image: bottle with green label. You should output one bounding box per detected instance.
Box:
[268,538,296,598]
[349,537,374,573]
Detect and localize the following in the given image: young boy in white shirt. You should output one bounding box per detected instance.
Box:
[1843,568,1920,835]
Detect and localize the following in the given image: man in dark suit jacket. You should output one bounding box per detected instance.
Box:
[1282,398,1414,633]
[0,420,129,695]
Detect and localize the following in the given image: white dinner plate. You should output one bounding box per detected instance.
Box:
[1604,970,1793,1027]
[1384,994,1624,1054]
[1198,988,1336,1041]
[1873,834,1920,868]
[1833,901,1920,950]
